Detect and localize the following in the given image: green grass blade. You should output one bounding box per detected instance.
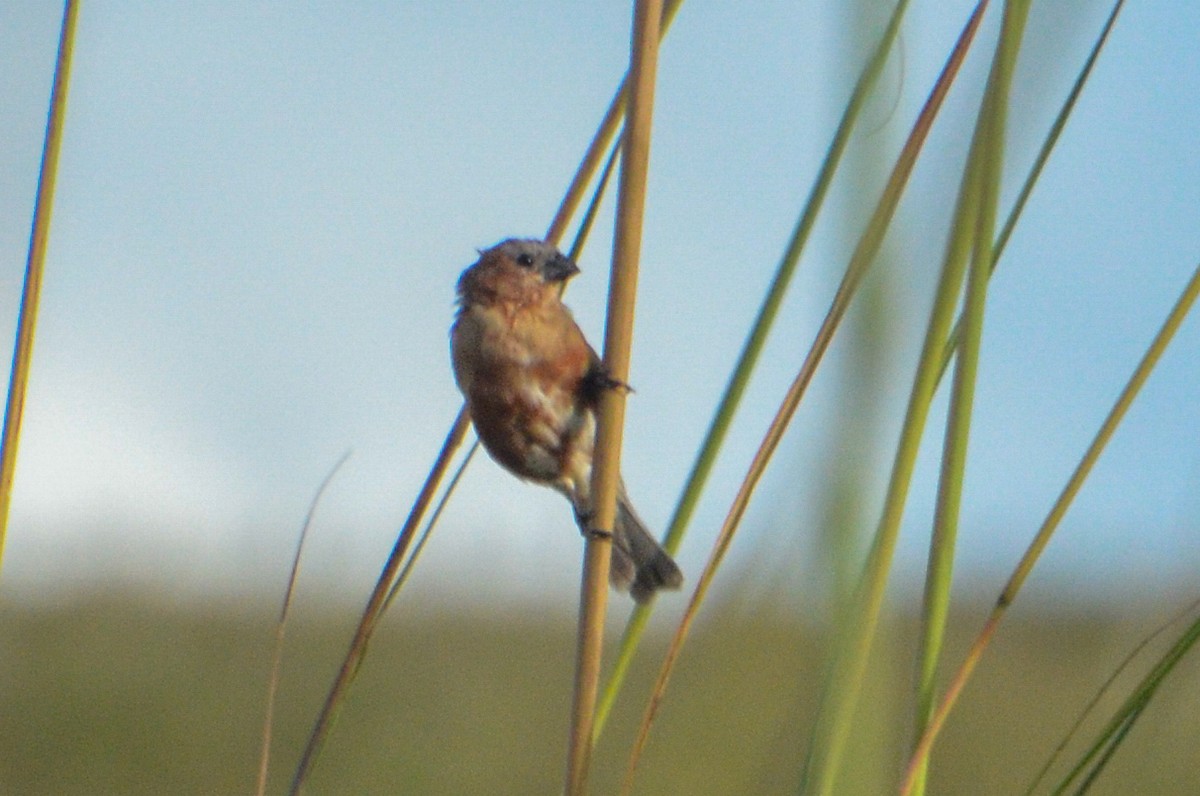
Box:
[1052,610,1200,794]
[1070,704,1146,795]
[902,260,1200,794]
[0,0,80,577]
[1024,596,1200,795]
[938,0,1128,384]
[593,0,916,743]
[908,4,1028,794]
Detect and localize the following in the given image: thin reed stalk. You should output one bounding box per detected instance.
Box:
[900,259,1200,795]
[0,0,79,576]
[565,3,663,793]
[256,453,350,796]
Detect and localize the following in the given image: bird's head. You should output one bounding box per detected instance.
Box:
[456,238,580,308]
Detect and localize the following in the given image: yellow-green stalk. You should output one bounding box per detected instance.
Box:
[910,5,1027,793]
[901,260,1200,795]
[800,3,1022,793]
[566,1,662,793]
[0,0,80,575]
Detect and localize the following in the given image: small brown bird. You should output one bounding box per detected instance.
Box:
[450,238,682,602]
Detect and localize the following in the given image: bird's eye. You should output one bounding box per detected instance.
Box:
[515,253,535,268]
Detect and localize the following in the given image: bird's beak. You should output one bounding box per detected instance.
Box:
[543,252,581,283]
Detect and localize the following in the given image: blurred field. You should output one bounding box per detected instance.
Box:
[2,590,1199,795]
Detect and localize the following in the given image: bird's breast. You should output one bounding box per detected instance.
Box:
[451,301,594,484]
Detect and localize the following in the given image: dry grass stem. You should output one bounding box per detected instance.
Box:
[908,3,1025,792]
[565,2,664,793]
[0,0,79,574]
[256,452,351,796]
[288,410,472,794]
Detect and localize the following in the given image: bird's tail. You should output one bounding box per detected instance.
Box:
[610,490,683,603]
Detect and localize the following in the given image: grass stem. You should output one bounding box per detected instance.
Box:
[565,3,663,793]
[0,0,79,577]
[901,260,1200,795]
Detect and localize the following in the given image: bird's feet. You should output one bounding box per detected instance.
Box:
[574,507,613,540]
[581,366,634,404]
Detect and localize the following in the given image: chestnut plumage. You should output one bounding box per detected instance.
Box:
[451,238,682,602]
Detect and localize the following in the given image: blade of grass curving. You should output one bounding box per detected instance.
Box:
[0,0,79,577]
[1053,608,1200,795]
[1024,596,1200,795]
[901,260,1200,796]
[1069,703,1145,796]
[256,452,351,796]
[937,0,1128,385]
[565,3,663,792]
[287,408,473,795]
[618,6,989,791]
[909,4,1027,794]
[594,0,918,743]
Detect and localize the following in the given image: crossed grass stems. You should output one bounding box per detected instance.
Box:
[260,1,1200,793]
[7,2,1199,795]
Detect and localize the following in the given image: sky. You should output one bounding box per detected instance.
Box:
[1,1,1197,610]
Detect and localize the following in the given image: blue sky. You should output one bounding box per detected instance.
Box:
[1,1,1197,609]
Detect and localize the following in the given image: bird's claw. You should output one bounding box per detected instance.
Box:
[599,372,634,394]
[581,366,634,404]
[574,508,613,540]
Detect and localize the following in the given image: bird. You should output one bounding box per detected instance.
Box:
[450,237,682,603]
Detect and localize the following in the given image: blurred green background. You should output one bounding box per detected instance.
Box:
[3,591,1198,795]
